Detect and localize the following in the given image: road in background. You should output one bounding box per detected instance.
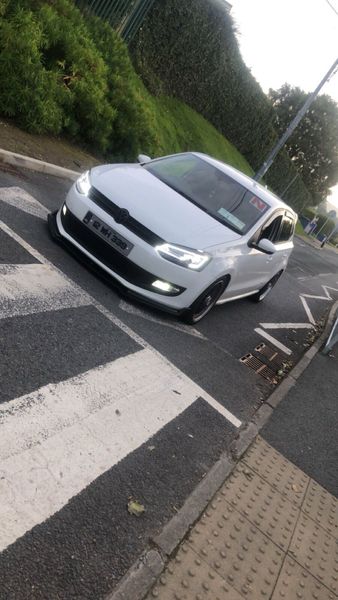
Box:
[0,166,338,599]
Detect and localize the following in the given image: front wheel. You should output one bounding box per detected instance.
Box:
[183,278,228,324]
[251,271,283,303]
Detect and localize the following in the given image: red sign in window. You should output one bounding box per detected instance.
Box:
[250,196,267,212]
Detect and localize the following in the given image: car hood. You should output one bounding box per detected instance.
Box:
[90,164,241,248]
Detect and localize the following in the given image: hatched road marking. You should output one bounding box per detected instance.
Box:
[256,283,338,353]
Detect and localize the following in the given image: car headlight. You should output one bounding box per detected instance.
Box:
[156,243,211,270]
[75,170,91,195]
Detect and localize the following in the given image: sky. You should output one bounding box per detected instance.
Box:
[229,0,338,208]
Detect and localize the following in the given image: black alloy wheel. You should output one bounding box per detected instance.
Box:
[183,278,228,324]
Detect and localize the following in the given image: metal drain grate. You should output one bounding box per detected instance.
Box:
[239,353,276,381]
[255,342,278,361]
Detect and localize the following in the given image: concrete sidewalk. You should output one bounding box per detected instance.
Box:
[144,341,338,599]
[145,436,337,599]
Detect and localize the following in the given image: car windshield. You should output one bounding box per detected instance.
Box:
[143,154,270,234]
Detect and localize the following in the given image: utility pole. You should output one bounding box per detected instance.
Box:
[254,57,338,181]
[281,172,299,197]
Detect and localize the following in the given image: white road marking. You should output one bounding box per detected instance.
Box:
[257,283,338,347]
[0,347,226,552]
[119,299,206,340]
[299,285,338,326]
[0,187,49,220]
[260,322,315,330]
[254,328,292,356]
[0,219,49,263]
[0,218,241,429]
[302,284,338,301]
[0,264,89,319]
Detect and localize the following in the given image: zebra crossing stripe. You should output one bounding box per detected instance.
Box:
[0,263,90,319]
[0,187,49,220]
[0,348,218,552]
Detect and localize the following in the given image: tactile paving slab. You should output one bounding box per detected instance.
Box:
[243,436,309,506]
[187,499,284,598]
[289,513,338,595]
[219,462,299,550]
[271,557,336,600]
[146,545,244,599]
[302,479,338,537]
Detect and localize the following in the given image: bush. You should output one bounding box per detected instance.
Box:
[86,16,156,160]
[0,8,64,133]
[0,0,114,150]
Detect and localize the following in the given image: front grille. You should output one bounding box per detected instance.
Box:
[61,208,184,296]
[88,186,165,246]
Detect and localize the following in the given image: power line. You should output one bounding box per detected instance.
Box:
[325,0,338,16]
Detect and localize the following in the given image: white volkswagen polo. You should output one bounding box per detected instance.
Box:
[49,152,297,323]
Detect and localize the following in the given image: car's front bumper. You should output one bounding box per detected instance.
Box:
[48,210,188,315]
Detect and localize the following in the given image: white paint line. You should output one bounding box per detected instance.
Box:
[302,284,338,300]
[261,283,338,336]
[254,328,292,356]
[302,294,332,301]
[0,187,49,220]
[0,348,213,551]
[0,264,89,319]
[0,217,241,430]
[300,295,316,325]
[93,301,241,427]
[119,299,206,340]
[0,219,48,263]
[260,323,315,330]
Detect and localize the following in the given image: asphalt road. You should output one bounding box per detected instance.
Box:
[0,165,338,599]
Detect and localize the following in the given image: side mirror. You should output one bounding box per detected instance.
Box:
[257,238,276,254]
[137,154,151,164]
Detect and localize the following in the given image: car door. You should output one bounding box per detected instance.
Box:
[220,212,285,300]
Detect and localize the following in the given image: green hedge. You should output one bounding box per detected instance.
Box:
[0,0,159,155]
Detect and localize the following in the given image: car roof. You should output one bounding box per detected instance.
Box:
[158,152,297,217]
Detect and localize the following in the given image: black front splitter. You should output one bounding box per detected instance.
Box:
[47,211,185,317]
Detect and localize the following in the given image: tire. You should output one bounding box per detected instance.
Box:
[251,271,283,303]
[183,278,228,324]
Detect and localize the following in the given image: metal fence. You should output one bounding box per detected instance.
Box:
[75,0,155,42]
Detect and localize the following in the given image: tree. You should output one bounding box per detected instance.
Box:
[269,84,338,204]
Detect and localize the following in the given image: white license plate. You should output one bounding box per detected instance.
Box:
[83,211,134,257]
